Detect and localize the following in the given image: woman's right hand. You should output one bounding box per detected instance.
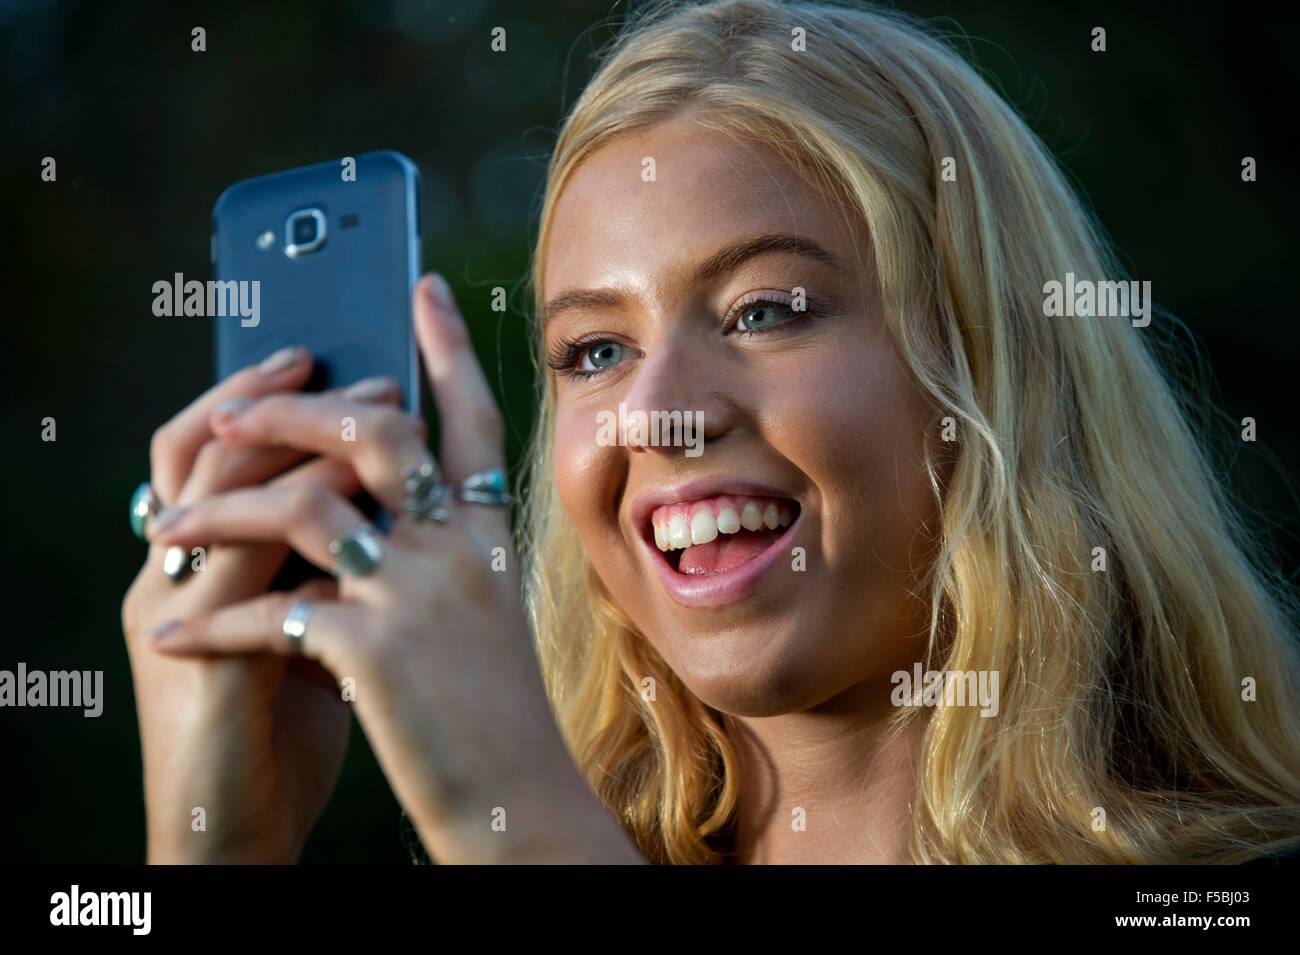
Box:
[120,346,413,862]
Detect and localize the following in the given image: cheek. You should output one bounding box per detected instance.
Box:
[553,402,635,570]
[763,335,937,568]
[553,402,657,623]
[553,404,605,528]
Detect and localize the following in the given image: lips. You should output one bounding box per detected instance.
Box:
[628,477,802,608]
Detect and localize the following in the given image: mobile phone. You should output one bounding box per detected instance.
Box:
[211,150,422,586]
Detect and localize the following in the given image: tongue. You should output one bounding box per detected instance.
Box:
[677,527,784,575]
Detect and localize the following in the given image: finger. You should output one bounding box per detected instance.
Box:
[171,375,407,509]
[208,392,428,513]
[413,274,507,482]
[150,346,313,503]
[147,454,361,547]
[139,460,362,599]
[267,455,360,494]
[281,579,346,695]
[151,481,370,574]
[147,583,372,674]
[173,446,312,509]
[141,448,367,596]
[139,542,291,606]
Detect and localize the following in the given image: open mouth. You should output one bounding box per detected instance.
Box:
[643,494,801,576]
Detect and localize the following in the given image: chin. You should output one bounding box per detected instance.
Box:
[653,619,841,717]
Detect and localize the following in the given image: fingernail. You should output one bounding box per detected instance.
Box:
[260,346,308,373]
[149,620,181,640]
[429,273,452,307]
[211,397,254,426]
[343,376,397,400]
[148,507,188,537]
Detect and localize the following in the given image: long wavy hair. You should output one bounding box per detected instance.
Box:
[516,0,1300,863]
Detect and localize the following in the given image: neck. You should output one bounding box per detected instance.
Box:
[725,680,926,864]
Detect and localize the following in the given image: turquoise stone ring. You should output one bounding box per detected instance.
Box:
[457,468,512,506]
[401,462,512,522]
[129,481,160,540]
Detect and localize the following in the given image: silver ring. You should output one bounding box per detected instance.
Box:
[455,468,512,507]
[282,601,312,655]
[130,481,162,540]
[329,523,384,576]
[162,545,195,584]
[402,460,452,523]
[400,462,513,522]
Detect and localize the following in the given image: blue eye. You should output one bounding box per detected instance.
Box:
[732,295,812,335]
[735,301,789,331]
[546,335,628,379]
[545,293,822,381]
[580,341,624,372]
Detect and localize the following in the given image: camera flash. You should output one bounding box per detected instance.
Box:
[256,230,275,250]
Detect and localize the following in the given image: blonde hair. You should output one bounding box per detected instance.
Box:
[517,0,1300,863]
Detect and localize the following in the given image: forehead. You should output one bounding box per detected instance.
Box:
[542,117,857,299]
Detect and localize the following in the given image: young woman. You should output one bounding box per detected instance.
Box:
[121,0,1300,864]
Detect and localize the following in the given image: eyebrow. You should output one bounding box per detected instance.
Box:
[541,232,842,329]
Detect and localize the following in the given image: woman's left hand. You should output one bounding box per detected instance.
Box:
[147,274,643,864]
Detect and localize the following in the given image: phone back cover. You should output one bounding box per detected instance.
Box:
[212,150,421,412]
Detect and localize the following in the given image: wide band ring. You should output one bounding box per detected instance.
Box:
[329,523,384,576]
[282,601,312,655]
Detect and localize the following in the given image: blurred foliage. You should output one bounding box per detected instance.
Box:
[1,0,1295,862]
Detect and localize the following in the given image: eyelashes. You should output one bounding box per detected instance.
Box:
[545,335,615,377]
[546,291,825,380]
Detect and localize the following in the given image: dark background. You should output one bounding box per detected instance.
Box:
[2,0,1295,862]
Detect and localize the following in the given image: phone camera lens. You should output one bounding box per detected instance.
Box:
[284,208,326,257]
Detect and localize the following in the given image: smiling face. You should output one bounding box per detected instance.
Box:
[542,114,942,718]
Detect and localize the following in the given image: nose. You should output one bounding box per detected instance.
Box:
[617,327,735,456]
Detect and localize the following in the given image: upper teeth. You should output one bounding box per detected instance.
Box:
[651,496,795,551]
